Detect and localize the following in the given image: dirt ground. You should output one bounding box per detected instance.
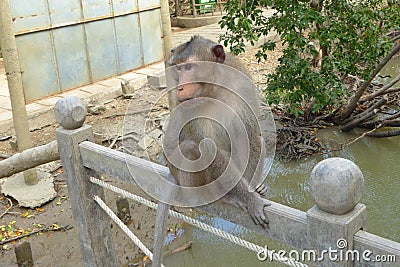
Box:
[0,45,280,266]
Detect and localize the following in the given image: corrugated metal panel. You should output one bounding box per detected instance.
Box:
[112,0,138,15]
[48,0,82,27]
[114,14,143,73]
[140,9,164,65]
[10,0,51,33]
[85,19,119,81]
[15,31,60,100]
[8,0,163,101]
[138,0,160,10]
[82,0,112,20]
[53,25,91,91]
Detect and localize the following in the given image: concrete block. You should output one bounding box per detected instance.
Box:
[59,88,92,100]
[1,171,57,208]
[118,72,147,82]
[176,15,223,28]
[79,83,110,96]
[147,70,166,89]
[307,204,366,266]
[79,83,121,104]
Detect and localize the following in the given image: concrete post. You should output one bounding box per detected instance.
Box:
[307,158,366,266]
[0,0,38,185]
[55,96,116,267]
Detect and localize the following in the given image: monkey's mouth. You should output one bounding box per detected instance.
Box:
[179,97,194,103]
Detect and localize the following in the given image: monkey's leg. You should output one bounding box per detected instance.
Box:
[153,174,177,267]
[224,179,271,228]
[205,147,270,227]
[248,135,268,197]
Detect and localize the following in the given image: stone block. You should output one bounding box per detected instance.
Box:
[147,70,166,89]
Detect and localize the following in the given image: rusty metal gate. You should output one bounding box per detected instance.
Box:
[9,0,164,101]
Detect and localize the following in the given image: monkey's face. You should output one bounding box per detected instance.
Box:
[174,62,211,106]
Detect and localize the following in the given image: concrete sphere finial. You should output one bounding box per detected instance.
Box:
[54,96,87,130]
[309,157,364,215]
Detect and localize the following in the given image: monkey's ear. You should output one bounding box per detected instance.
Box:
[212,45,226,63]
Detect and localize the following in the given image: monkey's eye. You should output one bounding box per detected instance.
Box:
[184,64,193,71]
[175,65,182,71]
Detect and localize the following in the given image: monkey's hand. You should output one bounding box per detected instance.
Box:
[255,184,268,196]
[248,194,271,228]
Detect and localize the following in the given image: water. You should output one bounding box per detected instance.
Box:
[374,56,400,84]
[161,130,400,266]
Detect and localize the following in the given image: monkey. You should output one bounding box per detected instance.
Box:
[152,36,272,266]
[163,36,270,224]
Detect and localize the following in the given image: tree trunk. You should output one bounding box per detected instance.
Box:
[0,141,59,179]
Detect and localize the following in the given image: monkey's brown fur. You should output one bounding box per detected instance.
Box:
[164,36,270,226]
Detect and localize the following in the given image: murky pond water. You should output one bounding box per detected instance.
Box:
[161,131,400,266]
[161,59,400,266]
[375,55,400,84]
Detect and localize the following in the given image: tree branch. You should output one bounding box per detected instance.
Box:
[345,125,382,147]
[0,225,73,245]
[360,110,400,129]
[380,86,400,95]
[366,130,400,138]
[339,43,400,121]
[361,73,400,101]
[0,140,59,179]
[0,197,13,219]
[340,97,387,131]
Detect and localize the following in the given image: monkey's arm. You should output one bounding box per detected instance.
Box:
[164,139,207,187]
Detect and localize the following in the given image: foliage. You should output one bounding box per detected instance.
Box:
[219,0,400,118]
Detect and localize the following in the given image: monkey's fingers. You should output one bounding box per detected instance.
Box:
[256,184,268,196]
[249,199,270,228]
[259,212,270,229]
[251,211,270,229]
[250,213,262,226]
[263,199,272,206]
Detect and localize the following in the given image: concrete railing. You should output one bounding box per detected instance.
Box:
[55,97,400,266]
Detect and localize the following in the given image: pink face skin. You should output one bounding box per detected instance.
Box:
[175,59,202,103]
